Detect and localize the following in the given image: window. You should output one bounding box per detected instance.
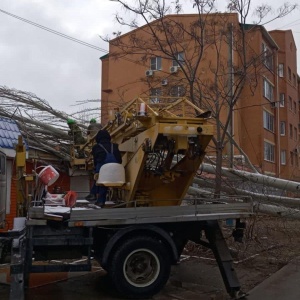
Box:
[280,121,286,135]
[150,88,162,103]
[263,79,274,101]
[293,74,296,86]
[290,124,293,138]
[294,127,297,141]
[264,141,275,162]
[150,57,162,70]
[262,43,273,70]
[279,93,285,107]
[294,101,297,113]
[263,110,274,132]
[169,85,185,97]
[278,64,284,77]
[288,67,291,81]
[172,52,185,67]
[281,150,286,165]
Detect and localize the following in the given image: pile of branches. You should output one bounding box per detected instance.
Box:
[0,86,99,161]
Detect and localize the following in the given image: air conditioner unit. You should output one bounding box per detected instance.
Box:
[170,66,178,73]
[161,79,168,86]
[145,70,154,77]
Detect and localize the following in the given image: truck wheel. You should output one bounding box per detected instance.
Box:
[108,236,171,299]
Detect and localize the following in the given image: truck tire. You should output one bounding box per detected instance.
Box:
[108,236,171,299]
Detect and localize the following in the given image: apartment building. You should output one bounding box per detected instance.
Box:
[269,30,299,180]
[100,13,300,180]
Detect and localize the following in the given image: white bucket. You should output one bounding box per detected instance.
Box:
[38,166,59,186]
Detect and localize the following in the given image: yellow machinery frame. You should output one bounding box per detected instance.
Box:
[72,97,214,206]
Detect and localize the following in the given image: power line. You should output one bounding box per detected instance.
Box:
[0,8,180,110]
[0,8,108,53]
[0,8,159,71]
[277,18,300,30]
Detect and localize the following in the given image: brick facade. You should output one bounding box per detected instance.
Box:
[100,13,300,180]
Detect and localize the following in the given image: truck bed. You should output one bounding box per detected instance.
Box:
[27,198,253,227]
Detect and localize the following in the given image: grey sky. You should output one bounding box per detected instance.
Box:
[0,0,115,115]
[0,0,299,115]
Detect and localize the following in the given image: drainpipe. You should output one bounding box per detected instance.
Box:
[275,49,280,177]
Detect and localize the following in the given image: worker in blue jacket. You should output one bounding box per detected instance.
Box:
[86,129,122,207]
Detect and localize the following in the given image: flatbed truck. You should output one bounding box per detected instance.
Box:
[2,97,252,299]
[7,198,252,299]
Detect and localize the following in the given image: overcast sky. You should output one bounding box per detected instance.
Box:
[0,0,299,115]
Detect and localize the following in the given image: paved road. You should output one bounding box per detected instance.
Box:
[2,258,300,300]
[246,257,300,300]
[0,259,229,300]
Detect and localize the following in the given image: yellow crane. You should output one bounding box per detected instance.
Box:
[75,96,214,207]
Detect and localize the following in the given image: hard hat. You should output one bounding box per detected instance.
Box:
[67,119,76,125]
[90,118,96,123]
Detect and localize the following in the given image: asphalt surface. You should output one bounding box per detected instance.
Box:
[1,258,300,299]
[246,257,300,300]
[0,260,230,300]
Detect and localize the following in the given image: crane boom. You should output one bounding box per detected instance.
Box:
[96,97,214,206]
